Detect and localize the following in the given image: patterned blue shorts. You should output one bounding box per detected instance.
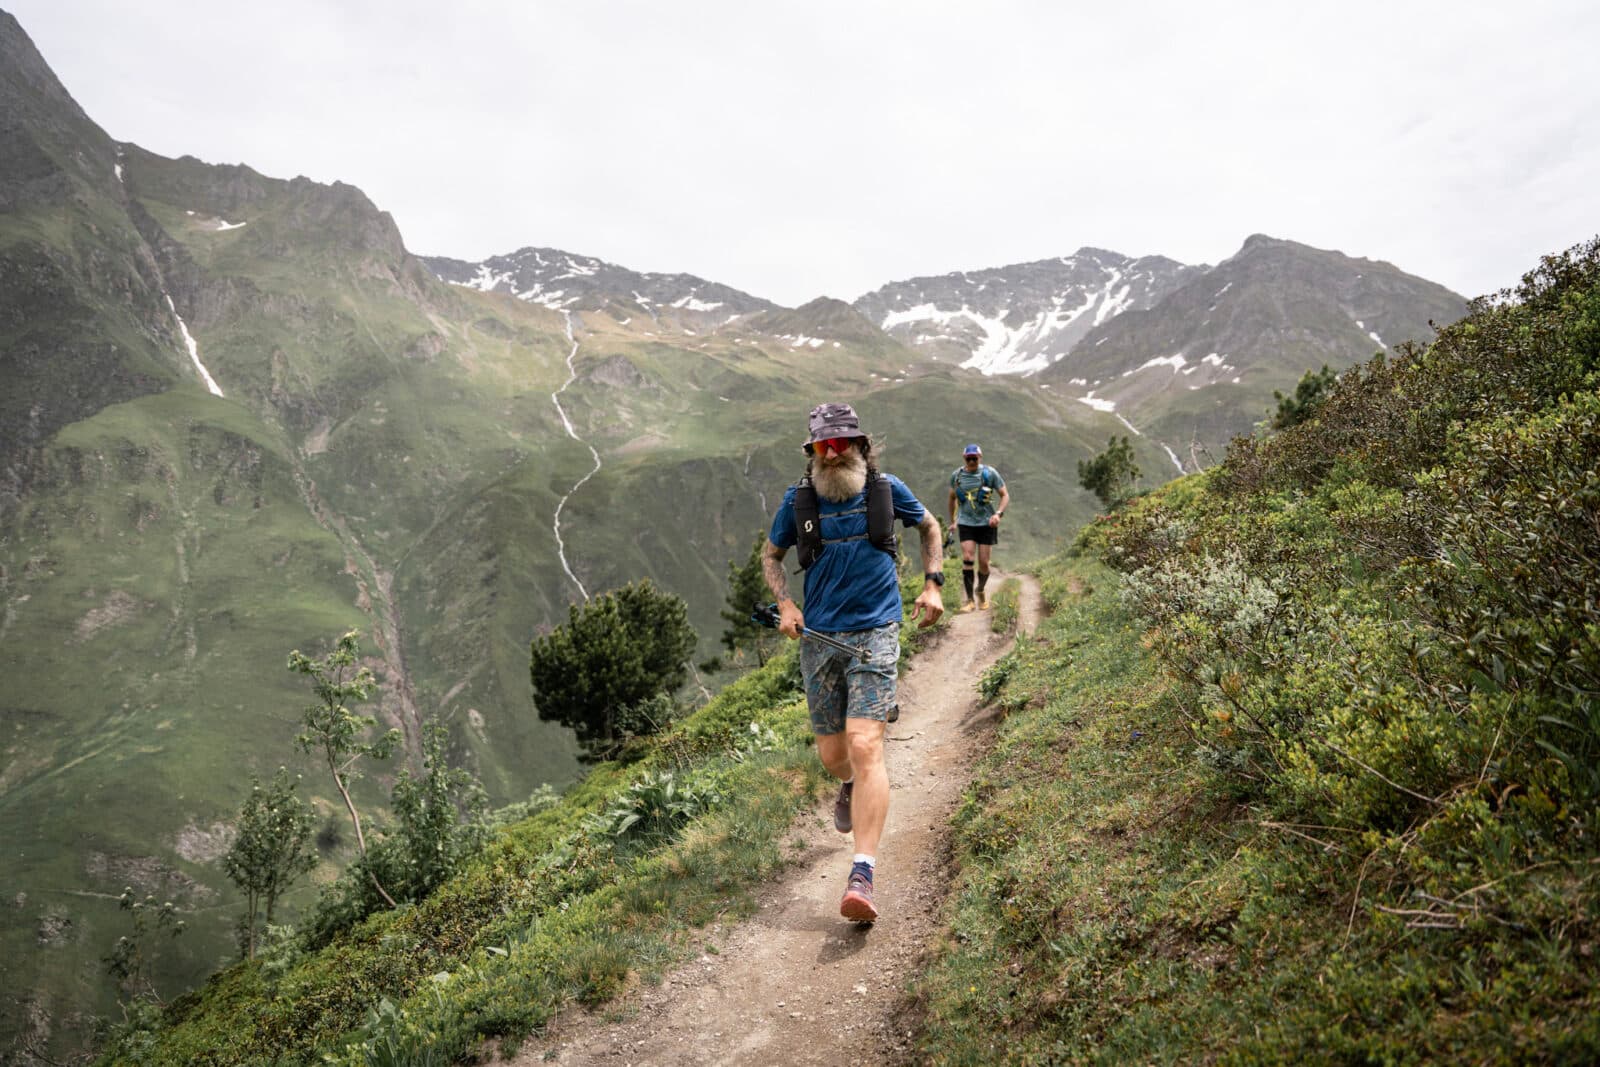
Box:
[800,622,900,736]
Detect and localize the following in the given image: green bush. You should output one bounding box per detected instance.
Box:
[530,580,698,760]
[1100,234,1600,923]
[1270,363,1340,430]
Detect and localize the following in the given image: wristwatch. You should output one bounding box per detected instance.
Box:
[924,571,945,587]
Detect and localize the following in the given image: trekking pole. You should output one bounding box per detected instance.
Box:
[750,603,870,661]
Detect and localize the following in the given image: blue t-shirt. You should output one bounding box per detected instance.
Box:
[769,473,927,633]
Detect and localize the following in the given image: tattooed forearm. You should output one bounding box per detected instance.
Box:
[762,541,793,602]
[918,515,943,573]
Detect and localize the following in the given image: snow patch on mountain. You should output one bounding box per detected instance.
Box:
[856,250,1203,376]
[1079,392,1116,412]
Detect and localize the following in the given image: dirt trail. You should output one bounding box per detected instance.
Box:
[511,572,1043,1066]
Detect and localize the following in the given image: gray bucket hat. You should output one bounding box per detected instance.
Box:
[806,402,867,444]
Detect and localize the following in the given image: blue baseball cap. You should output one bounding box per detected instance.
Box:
[963,443,982,456]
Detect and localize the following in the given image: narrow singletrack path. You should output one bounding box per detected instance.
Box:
[510,571,1043,1066]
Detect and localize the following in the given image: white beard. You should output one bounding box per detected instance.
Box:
[813,450,868,502]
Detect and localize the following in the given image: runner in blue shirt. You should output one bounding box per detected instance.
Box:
[764,402,945,922]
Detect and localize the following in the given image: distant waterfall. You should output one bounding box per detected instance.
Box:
[551,312,602,600]
[163,294,224,397]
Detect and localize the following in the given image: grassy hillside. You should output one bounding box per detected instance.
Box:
[909,238,1600,1062]
[90,566,972,1065]
[0,387,372,1048]
[8,35,1485,1053]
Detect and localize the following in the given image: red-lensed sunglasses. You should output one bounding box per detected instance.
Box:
[804,437,856,456]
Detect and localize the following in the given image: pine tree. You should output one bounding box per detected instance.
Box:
[1271,364,1340,430]
[1078,435,1141,509]
[530,580,697,759]
[719,533,778,667]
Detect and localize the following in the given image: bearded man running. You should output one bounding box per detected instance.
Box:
[763,402,945,922]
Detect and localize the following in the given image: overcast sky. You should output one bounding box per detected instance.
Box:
[11,1,1598,307]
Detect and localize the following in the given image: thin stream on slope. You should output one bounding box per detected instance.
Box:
[552,311,602,600]
[115,150,225,398]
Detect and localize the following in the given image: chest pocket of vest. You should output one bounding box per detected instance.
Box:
[793,474,896,570]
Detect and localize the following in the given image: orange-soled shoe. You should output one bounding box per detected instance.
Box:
[840,865,878,923]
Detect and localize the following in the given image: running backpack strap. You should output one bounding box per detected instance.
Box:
[866,471,896,555]
[793,474,896,569]
[793,478,823,569]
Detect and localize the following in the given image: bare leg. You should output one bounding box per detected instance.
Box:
[816,721,888,853]
[816,731,852,783]
[844,719,888,857]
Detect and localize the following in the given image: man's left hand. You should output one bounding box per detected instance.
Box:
[988,514,1001,528]
[909,585,944,628]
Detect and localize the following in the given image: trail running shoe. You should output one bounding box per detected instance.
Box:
[840,865,878,923]
[960,599,977,614]
[977,590,989,610]
[833,779,853,833]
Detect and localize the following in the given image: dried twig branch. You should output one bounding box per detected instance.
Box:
[1320,740,1439,805]
[1260,820,1349,855]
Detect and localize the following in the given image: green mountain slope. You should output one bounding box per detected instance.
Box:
[0,10,183,479]
[93,237,1600,1065]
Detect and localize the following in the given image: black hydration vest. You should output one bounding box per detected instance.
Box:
[793,471,897,570]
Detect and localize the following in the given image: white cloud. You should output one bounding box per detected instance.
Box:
[12,0,1599,306]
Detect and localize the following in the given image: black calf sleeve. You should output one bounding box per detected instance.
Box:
[962,565,975,599]
[977,571,990,593]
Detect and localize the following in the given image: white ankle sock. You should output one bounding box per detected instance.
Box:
[852,854,875,867]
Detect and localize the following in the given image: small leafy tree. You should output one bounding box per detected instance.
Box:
[290,630,401,908]
[1078,435,1141,509]
[530,580,698,759]
[718,533,778,667]
[372,721,489,901]
[103,890,185,1004]
[1271,363,1340,430]
[223,767,316,959]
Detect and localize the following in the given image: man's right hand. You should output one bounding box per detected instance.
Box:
[778,600,805,639]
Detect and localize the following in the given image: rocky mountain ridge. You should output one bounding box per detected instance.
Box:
[852,249,1204,375]
[1044,234,1470,464]
[429,237,1466,433]
[422,246,778,333]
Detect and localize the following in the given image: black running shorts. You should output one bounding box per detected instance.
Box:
[957,523,998,546]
